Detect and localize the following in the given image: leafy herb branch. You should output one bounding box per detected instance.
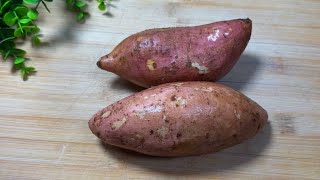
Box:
[0,0,112,80]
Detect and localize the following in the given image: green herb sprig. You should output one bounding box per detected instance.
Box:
[0,0,111,80]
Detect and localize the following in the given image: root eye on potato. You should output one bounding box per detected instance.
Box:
[146,59,157,71]
[89,82,268,157]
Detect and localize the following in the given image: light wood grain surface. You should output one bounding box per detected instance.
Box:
[1,0,320,179]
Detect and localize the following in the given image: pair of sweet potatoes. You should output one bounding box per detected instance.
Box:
[89,18,268,157]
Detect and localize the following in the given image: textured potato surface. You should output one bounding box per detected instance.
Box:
[98,19,252,87]
[89,82,268,157]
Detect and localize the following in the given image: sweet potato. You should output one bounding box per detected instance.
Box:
[89,82,268,157]
[97,18,252,87]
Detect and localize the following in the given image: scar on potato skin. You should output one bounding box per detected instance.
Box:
[234,109,241,120]
[194,87,214,93]
[170,95,187,107]
[147,59,157,71]
[157,126,169,138]
[102,111,111,118]
[111,117,127,130]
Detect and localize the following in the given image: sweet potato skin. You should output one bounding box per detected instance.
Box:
[89,82,268,157]
[98,19,252,88]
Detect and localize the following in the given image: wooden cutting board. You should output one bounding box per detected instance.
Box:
[1,0,319,179]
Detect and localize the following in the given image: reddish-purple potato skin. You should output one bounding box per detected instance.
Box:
[89,82,268,157]
[97,19,252,88]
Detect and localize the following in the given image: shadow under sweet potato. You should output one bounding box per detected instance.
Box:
[219,54,261,91]
[99,123,272,176]
[110,77,146,93]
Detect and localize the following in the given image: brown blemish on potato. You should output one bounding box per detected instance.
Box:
[102,111,111,118]
[119,57,127,62]
[149,130,154,135]
[205,133,210,139]
[176,133,182,138]
[147,59,157,71]
[111,117,127,130]
[232,134,237,138]
[171,141,177,150]
[186,60,192,68]
[157,126,169,138]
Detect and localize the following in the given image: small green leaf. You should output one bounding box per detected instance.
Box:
[41,0,51,13]
[0,0,11,14]
[14,28,24,37]
[4,12,17,26]
[15,63,25,70]
[0,41,15,52]
[21,66,36,80]
[31,26,40,34]
[23,0,40,4]
[32,35,41,46]
[0,37,15,44]
[77,11,84,21]
[75,1,86,8]
[25,67,36,73]
[19,18,31,24]
[22,26,31,33]
[27,9,38,20]
[11,49,27,56]
[4,50,11,60]
[14,57,25,64]
[21,69,29,80]
[0,28,15,38]
[98,2,106,11]
[66,0,73,5]
[15,6,29,18]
